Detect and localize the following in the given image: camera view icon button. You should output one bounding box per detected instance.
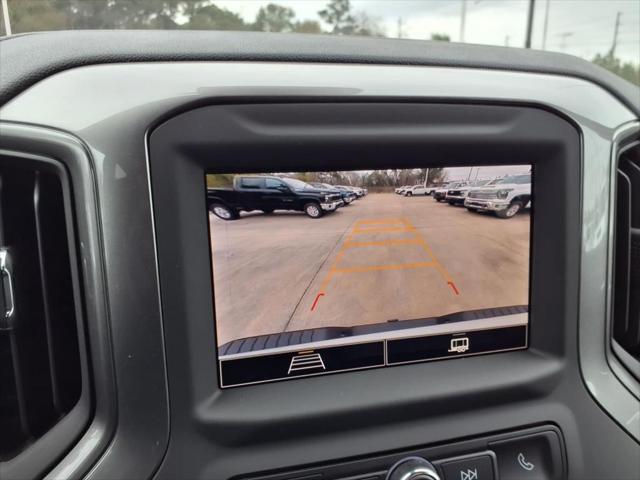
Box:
[287,352,326,375]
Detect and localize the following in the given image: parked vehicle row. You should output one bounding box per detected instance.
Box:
[207,175,367,220]
[398,174,532,219]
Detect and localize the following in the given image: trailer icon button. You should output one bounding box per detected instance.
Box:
[448,336,470,353]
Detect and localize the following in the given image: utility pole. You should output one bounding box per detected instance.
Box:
[505,35,510,47]
[459,0,467,42]
[541,0,550,50]
[609,11,622,56]
[397,17,403,39]
[524,0,535,48]
[1,0,11,36]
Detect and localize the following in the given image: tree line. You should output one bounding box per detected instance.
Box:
[0,0,387,36]
[206,168,447,189]
[1,0,636,85]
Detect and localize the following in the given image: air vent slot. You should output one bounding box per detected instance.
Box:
[0,164,82,461]
[613,141,640,359]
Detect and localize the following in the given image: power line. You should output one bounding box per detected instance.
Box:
[551,13,636,32]
[546,40,639,48]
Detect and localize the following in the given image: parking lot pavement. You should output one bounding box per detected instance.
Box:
[210,193,530,346]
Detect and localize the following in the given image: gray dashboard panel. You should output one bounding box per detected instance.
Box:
[1,31,639,116]
[0,62,638,479]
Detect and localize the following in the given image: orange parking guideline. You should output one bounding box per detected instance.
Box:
[343,238,422,249]
[354,218,406,226]
[351,226,412,234]
[311,292,325,311]
[330,261,436,274]
[311,216,460,312]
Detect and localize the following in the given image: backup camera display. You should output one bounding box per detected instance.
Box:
[207,166,531,387]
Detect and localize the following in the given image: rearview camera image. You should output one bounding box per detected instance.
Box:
[207,166,531,387]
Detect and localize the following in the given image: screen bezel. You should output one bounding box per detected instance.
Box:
[148,100,579,444]
[205,165,534,388]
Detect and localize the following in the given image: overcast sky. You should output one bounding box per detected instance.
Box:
[217,0,639,64]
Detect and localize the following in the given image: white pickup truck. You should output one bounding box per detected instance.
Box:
[464,173,531,219]
[445,179,495,205]
[403,184,428,196]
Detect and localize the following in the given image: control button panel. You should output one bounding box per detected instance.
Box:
[243,426,565,480]
[490,431,564,480]
[437,453,495,480]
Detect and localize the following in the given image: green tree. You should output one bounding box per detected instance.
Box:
[2,0,66,34]
[351,12,384,37]
[430,33,450,41]
[182,2,246,31]
[425,168,446,184]
[593,52,640,86]
[206,174,235,188]
[254,3,294,33]
[318,0,355,35]
[50,0,183,30]
[318,0,383,36]
[292,20,322,34]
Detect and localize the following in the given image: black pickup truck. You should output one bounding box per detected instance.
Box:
[207,176,344,220]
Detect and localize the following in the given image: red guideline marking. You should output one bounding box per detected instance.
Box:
[311,292,325,311]
[447,281,460,295]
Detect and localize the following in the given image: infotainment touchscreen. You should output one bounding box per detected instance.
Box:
[206,166,532,387]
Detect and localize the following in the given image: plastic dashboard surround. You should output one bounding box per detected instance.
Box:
[0,43,638,478]
[149,102,575,476]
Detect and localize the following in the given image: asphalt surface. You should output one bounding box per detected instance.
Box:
[209,192,530,346]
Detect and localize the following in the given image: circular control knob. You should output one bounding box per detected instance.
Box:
[386,456,441,480]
